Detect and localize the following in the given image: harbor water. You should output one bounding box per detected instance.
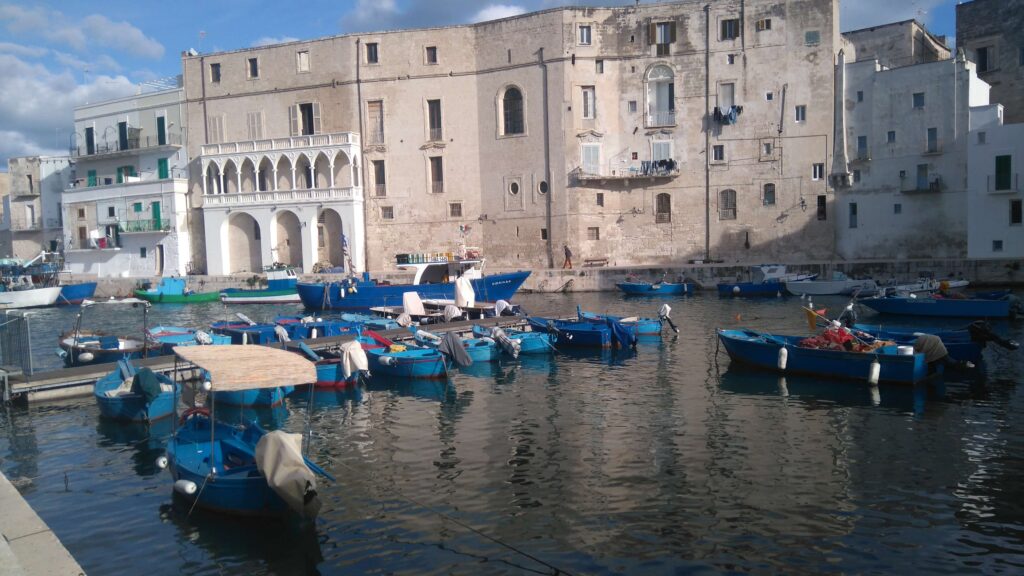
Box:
[1,291,1023,575]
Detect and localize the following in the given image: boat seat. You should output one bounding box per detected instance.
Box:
[98,335,120,349]
[118,359,136,380]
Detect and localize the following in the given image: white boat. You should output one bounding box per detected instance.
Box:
[785,271,878,296]
[883,277,970,296]
[0,285,62,309]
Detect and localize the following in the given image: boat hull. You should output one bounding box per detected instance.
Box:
[296,271,530,311]
[785,279,877,296]
[219,288,301,304]
[93,368,178,422]
[717,329,928,385]
[859,296,1013,318]
[852,324,983,364]
[527,317,613,348]
[617,282,693,295]
[472,326,554,355]
[134,289,221,304]
[0,286,62,309]
[716,281,786,297]
[57,282,97,305]
[365,346,449,379]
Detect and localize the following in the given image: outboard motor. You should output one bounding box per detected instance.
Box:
[837,303,858,328]
[966,320,1020,351]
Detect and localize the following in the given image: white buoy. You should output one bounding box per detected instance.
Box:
[202,380,212,392]
[174,479,198,496]
[868,358,880,385]
[777,346,788,370]
[732,285,740,294]
[78,352,95,363]
[311,328,318,339]
[155,456,168,469]
[776,291,782,298]
[379,356,396,366]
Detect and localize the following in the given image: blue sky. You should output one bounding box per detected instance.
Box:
[0,0,959,165]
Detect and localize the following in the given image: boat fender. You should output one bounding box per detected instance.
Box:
[174,479,198,496]
[155,456,168,470]
[79,352,95,363]
[310,328,318,340]
[732,286,740,294]
[868,358,880,385]
[56,349,67,359]
[777,347,788,370]
[379,355,396,366]
[202,380,212,392]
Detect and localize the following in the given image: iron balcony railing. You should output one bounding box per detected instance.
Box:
[119,219,172,233]
[431,181,445,194]
[646,110,676,127]
[72,132,183,157]
[373,184,387,197]
[429,127,443,141]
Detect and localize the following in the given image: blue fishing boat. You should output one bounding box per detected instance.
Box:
[617,280,694,296]
[211,317,284,345]
[297,257,529,311]
[338,313,401,331]
[273,315,362,340]
[527,316,637,349]
[717,264,817,297]
[93,360,179,422]
[292,341,374,388]
[361,330,449,378]
[717,328,930,385]
[148,326,231,354]
[577,307,667,336]
[57,282,97,305]
[858,292,1022,318]
[58,298,162,366]
[472,325,554,355]
[161,346,330,518]
[412,328,500,363]
[851,321,1019,365]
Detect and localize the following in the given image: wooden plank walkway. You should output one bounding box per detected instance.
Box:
[4,316,527,402]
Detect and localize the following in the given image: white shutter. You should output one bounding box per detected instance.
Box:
[719,83,735,109]
[582,144,600,174]
[312,102,322,135]
[288,105,299,136]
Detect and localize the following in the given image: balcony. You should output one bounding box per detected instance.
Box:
[646,110,676,127]
[988,173,1019,194]
[64,177,188,203]
[72,132,183,158]
[203,187,358,208]
[119,219,172,234]
[901,177,943,194]
[201,132,359,156]
[6,216,41,231]
[573,159,680,183]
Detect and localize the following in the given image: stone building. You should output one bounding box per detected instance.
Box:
[967,103,1023,259]
[181,0,842,273]
[957,0,1024,125]
[0,156,70,260]
[62,77,191,277]
[843,20,950,70]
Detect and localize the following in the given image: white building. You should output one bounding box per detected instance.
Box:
[967,103,1023,258]
[834,49,990,259]
[62,77,191,277]
[0,156,71,260]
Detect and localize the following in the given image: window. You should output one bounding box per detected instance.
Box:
[894,203,902,214]
[763,183,776,206]
[995,155,1012,191]
[762,142,773,156]
[509,182,520,195]
[654,22,675,55]
[158,158,169,179]
[857,135,868,159]
[133,202,143,213]
[721,19,740,41]
[502,87,524,135]
[292,102,320,136]
[107,206,116,218]
[848,202,858,228]
[579,25,592,45]
[628,100,637,113]
[208,114,225,144]
[381,206,394,220]
[718,82,735,109]
[656,193,671,223]
[246,111,264,140]
[652,140,672,163]
[87,169,96,187]
[538,181,548,194]
[367,100,384,143]
[596,59,604,74]
[713,145,725,162]
[581,143,601,174]
[927,127,938,153]
[853,170,861,183]
[586,227,600,240]
[976,46,991,72]
[812,163,824,180]
[429,156,444,193]
[719,189,736,220]
[449,202,462,218]
[366,42,378,64]
[140,247,147,259]
[77,208,86,219]
[372,160,386,196]
[297,50,309,73]
[805,31,820,46]
[646,65,675,126]
[425,46,437,64]
[817,195,827,220]
[887,130,896,144]
[917,164,929,190]
[596,192,604,207]
[978,131,987,144]
[756,18,771,31]
[581,86,596,119]
[795,105,807,122]
[85,126,95,155]
[913,92,925,109]
[427,99,442,141]
[541,228,548,240]
[247,57,259,79]
[1011,199,1022,225]
[766,91,773,101]
[993,240,1003,252]
[857,91,864,102]
[210,62,221,83]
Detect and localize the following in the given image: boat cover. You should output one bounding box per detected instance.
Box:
[340,340,368,379]
[254,431,320,519]
[403,292,426,316]
[437,331,473,367]
[455,276,475,308]
[173,346,316,390]
[132,367,162,403]
[443,305,462,322]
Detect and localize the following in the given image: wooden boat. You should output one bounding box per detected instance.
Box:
[0,252,63,309]
[717,265,816,297]
[134,277,220,304]
[785,271,878,296]
[93,360,179,422]
[577,308,664,336]
[0,284,61,309]
[148,326,231,354]
[273,316,362,340]
[211,316,286,345]
[362,330,450,379]
[851,321,1019,365]
[58,298,161,367]
[858,291,1022,318]
[527,316,637,349]
[162,346,330,518]
[219,266,301,304]
[717,328,929,385]
[292,341,376,388]
[412,328,500,363]
[616,280,694,296]
[471,325,554,355]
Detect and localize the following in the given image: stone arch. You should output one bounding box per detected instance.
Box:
[205,162,223,194]
[317,208,345,268]
[275,155,293,190]
[273,210,303,267]
[645,63,676,126]
[294,153,314,189]
[239,157,257,192]
[226,212,262,273]
[332,150,354,188]
[222,159,240,194]
[499,85,525,136]
[655,192,671,223]
[257,156,274,191]
[313,151,331,189]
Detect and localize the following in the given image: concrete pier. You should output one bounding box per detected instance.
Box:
[0,471,85,576]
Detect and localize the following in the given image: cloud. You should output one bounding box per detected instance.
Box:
[472,4,527,23]
[0,41,46,58]
[0,4,163,59]
[252,36,301,47]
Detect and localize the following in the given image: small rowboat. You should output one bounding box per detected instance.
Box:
[527,316,637,349]
[471,325,554,355]
[617,281,694,295]
[413,328,500,363]
[94,360,179,422]
[362,330,450,379]
[859,291,1022,318]
[148,326,231,354]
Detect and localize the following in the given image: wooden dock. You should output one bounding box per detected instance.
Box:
[2,317,526,403]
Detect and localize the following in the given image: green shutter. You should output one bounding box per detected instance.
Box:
[995,155,1012,191]
[133,202,143,213]
[116,166,124,184]
[157,116,167,146]
[87,170,96,187]
[158,158,169,179]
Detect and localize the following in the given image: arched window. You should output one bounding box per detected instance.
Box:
[646,65,675,127]
[503,87,524,135]
[719,189,736,220]
[656,193,671,223]
[763,183,776,206]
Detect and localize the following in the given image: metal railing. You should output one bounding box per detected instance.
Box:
[655,212,671,224]
[429,127,443,141]
[431,181,445,194]
[68,168,188,189]
[647,110,676,127]
[200,132,360,156]
[7,216,41,231]
[988,173,1019,193]
[574,159,680,180]
[203,187,358,207]
[72,132,183,157]
[373,184,387,197]
[119,219,172,233]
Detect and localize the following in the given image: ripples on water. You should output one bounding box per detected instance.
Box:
[2,292,1023,574]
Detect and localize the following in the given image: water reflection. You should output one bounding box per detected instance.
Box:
[95,417,173,477]
[214,402,289,429]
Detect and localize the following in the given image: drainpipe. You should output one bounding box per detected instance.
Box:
[540,47,554,269]
[704,4,711,262]
[356,38,368,274]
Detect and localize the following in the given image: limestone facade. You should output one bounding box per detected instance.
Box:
[956,0,1024,125]
[0,156,70,260]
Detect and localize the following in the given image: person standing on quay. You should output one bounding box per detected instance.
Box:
[562,244,573,269]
